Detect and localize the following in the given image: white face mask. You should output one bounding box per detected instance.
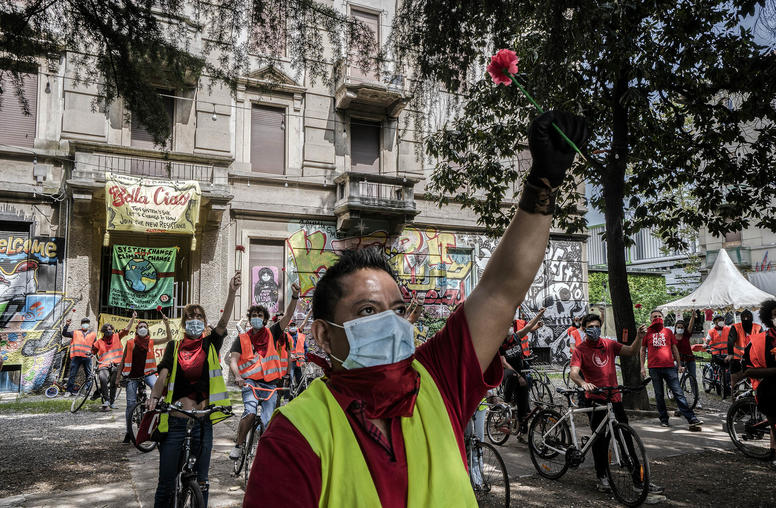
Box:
[250,317,265,330]
[675,327,684,335]
[185,319,205,337]
[137,327,149,337]
[327,310,415,370]
[81,323,89,331]
[716,321,724,328]
[289,326,297,334]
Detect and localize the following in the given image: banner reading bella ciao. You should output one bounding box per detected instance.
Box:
[104,173,201,250]
[109,245,176,309]
[98,313,183,361]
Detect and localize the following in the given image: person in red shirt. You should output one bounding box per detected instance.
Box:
[673,311,702,411]
[569,314,655,494]
[640,310,702,429]
[243,111,590,507]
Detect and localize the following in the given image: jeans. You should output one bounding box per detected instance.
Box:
[580,399,640,480]
[241,379,278,429]
[154,416,213,508]
[66,356,92,394]
[503,369,531,428]
[681,359,697,380]
[649,367,697,423]
[125,374,157,435]
[289,364,303,398]
[97,365,119,404]
[465,407,487,487]
[711,355,732,396]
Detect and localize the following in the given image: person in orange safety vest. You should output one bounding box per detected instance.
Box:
[727,309,763,387]
[228,284,300,461]
[705,315,732,398]
[62,317,97,396]
[92,315,135,411]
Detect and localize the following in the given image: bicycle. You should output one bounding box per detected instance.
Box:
[126,376,158,453]
[561,359,572,388]
[528,379,652,507]
[726,379,773,460]
[486,397,555,446]
[70,357,98,413]
[157,401,234,508]
[232,383,289,484]
[665,356,700,410]
[465,411,510,507]
[701,353,726,396]
[524,356,555,407]
[282,354,320,402]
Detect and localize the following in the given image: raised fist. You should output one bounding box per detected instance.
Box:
[527,111,590,188]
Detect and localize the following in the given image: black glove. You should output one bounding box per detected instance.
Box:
[527,111,590,188]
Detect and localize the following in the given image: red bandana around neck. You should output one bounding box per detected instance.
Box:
[327,356,420,419]
[250,327,271,351]
[135,333,150,350]
[178,336,206,383]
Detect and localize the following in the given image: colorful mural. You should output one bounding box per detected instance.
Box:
[0,235,69,393]
[285,224,585,361]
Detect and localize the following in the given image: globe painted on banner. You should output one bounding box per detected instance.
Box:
[124,258,159,293]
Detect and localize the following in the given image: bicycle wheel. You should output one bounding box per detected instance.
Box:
[562,362,571,388]
[45,385,59,398]
[472,441,510,507]
[727,397,772,460]
[71,377,93,413]
[129,403,157,453]
[243,419,264,485]
[606,423,650,507]
[528,409,571,479]
[485,405,511,446]
[681,374,699,410]
[701,365,713,393]
[530,379,554,407]
[177,477,205,508]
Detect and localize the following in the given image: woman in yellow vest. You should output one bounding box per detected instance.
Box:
[148,271,240,507]
[243,111,590,507]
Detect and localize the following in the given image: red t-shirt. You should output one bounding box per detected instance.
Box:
[642,327,677,368]
[674,328,693,360]
[570,338,623,402]
[244,306,502,507]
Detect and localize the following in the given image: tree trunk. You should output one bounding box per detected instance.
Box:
[603,75,649,410]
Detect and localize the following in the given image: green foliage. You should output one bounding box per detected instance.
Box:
[0,398,74,413]
[589,271,691,325]
[396,0,776,246]
[1,0,377,145]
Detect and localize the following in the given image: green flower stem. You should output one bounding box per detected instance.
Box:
[508,73,587,162]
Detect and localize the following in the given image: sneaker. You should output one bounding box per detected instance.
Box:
[689,422,702,432]
[689,418,703,425]
[659,421,670,427]
[123,432,132,444]
[634,482,665,494]
[596,477,611,492]
[696,402,703,409]
[91,392,101,401]
[110,403,118,409]
[229,445,243,461]
[63,392,74,398]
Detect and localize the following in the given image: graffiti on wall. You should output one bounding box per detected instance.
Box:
[521,240,586,362]
[284,224,585,362]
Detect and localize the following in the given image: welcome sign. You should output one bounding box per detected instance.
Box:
[109,245,176,309]
[104,173,201,249]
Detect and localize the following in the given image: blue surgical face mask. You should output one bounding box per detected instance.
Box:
[675,327,685,335]
[250,317,264,330]
[289,326,297,334]
[185,319,205,337]
[585,326,601,341]
[327,310,415,370]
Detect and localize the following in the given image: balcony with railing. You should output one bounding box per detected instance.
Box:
[92,153,214,183]
[334,58,410,118]
[333,172,420,234]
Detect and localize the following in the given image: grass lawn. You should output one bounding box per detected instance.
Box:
[0,398,74,413]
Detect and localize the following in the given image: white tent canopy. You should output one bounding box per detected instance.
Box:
[660,249,776,313]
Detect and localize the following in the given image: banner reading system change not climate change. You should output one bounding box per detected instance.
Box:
[109,245,176,309]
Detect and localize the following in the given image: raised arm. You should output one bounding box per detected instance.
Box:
[124,311,137,334]
[514,308,545,339]
[153,310,173,345]
[215,271,241,336]
[277,283,301,331]
[688,312,696,333]
[463,112,589,371]
[62,319,73,338]
[298,307,313,331]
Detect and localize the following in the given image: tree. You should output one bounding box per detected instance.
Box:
[395,0,776,408]
[0,0,376,144]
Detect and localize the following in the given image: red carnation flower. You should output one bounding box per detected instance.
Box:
[487,49,519,86]
[72,309,76,313]
[235,245,245,252]
[634,303,643,309]
[156,305,162,312]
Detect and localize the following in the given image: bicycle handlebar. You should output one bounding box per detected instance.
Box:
[243,383,289,399]
[556,377,652,398]
[157,401,233,419]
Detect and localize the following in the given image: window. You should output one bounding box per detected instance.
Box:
[723,230,742,246]
[131,91,174,150]
[250,2,287,57]
[349,7,380,81]
[0,72,37,148]
[251,104,285,174]
[350,119,380,173]
[249,240,285,315]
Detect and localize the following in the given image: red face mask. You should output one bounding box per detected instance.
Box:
[650,317,664,331]
[327,356,420,419]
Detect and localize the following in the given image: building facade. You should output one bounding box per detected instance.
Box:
[0,1,587,393]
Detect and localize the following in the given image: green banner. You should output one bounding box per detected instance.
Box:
[109,245,176,309]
